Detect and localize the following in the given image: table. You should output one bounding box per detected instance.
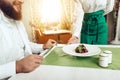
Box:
[35,29,71,44]
[9,45,120,80]
[9,65,120,80]
[42,45,120,70]
[43,30,71,43]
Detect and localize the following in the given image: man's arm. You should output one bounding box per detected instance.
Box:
[29,42,44,53]
[0,54,43,79]
[29,39,57,53]
[19,22,56,54]
[0,61,16,79]
[0,27,16,79]
[16,54,43,73]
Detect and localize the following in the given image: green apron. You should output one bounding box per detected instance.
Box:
[80,10,108,45]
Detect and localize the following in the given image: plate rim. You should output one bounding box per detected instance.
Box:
[62,44,101,57]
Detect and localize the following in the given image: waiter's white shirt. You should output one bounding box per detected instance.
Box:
[0,10,43,79]
[79,0,114,14]
[72,0,114,38]
[72,1,84,38]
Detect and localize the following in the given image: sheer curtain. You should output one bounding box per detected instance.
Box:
[29,0,75,41]
[30,0,75,29]
[29,0,44,41]
[60,0,74,31]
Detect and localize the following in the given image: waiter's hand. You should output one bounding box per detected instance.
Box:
[67,36,79,44]
[16,54,43,73]
[43,39,57,50]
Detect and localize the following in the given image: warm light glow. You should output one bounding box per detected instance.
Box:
[40,0,62,23]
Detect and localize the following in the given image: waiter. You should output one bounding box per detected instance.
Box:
[78,0,114,44]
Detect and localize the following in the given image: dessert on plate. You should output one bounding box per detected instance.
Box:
[75,44,88,53]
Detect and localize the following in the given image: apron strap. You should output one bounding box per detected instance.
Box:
[83,10,104,44]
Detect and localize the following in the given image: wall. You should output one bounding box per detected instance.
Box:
[107,12,115,42]
[22,0,33,41]
[107,9,120,43]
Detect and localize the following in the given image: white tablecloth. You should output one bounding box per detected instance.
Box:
[9,65,120,80]
[9,44,120,80]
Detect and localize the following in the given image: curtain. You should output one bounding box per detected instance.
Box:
[29,0,43,41]
[29,0,75,41]
[60,0,74,31]
[30,0,75,30]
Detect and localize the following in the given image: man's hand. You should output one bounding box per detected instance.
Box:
[43,39,57,50]
[67,36,79,44]
[16,54,43,73]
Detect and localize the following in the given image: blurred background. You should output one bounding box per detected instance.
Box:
[22,0,120,44]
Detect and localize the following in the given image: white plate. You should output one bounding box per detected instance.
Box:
[62,44,101,57]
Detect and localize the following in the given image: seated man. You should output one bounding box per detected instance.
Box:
[0,0,57,79]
